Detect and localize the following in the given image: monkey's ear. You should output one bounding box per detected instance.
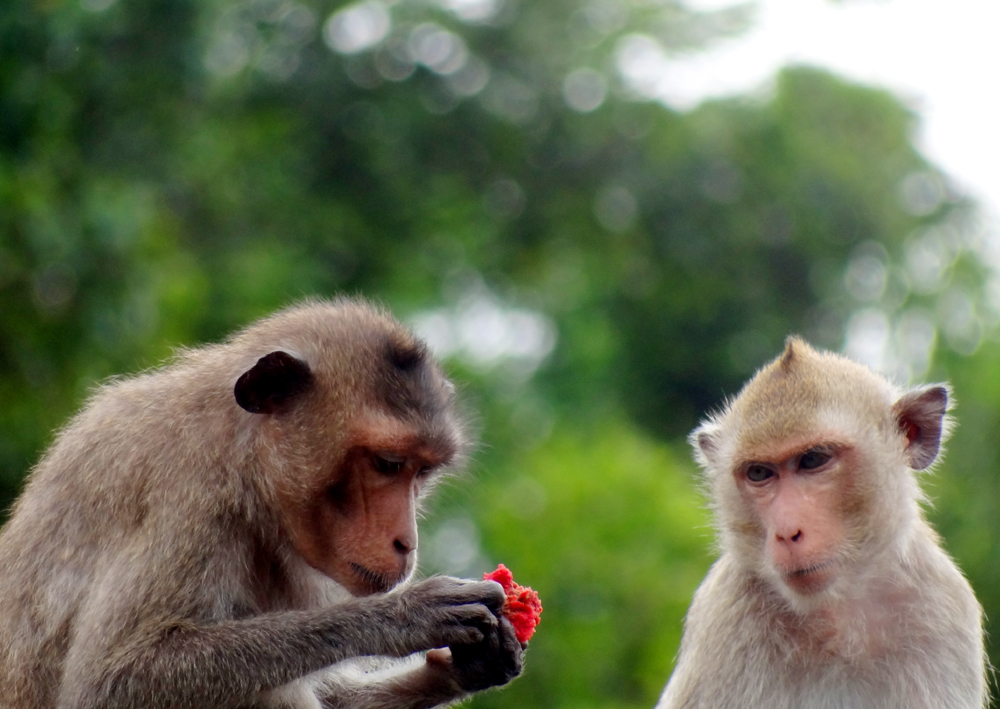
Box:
[235,351,313,414]
[690,423,722,469]
[892,385,949,470]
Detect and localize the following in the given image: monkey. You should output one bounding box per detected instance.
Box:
[0,298,524,709]
[657,336,987,709]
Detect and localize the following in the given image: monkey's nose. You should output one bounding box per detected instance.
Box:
[393,537,415,556]
[776,530,803,543]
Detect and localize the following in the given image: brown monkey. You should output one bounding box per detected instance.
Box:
[658,337,986,709]
[0,298,523,709]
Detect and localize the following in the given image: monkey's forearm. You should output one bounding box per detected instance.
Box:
[66,601,471,709]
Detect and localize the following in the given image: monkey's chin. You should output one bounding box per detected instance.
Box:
[347,562,411,596]
[780,561,836,596]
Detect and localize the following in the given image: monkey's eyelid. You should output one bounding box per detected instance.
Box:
[373,454,407,475]
[375,452,406,463]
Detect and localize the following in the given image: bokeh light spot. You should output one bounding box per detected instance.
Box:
[484,178,526,220]
[439,0,503,23]
[594,185,638,232]
[408,23,468,75]
[900,171,945,217]
[323,2,391,55]
[562,68,608,113]
[844,242,888,303]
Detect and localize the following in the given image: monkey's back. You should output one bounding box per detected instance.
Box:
[0,362,260,707]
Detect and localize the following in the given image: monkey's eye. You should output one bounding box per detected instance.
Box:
[799,448,832,471]
[373,455,406,476]
[745,464,774,483]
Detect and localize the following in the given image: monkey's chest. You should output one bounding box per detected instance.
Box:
[781,601,908,664]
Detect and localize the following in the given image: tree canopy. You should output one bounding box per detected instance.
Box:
[1,1,997,706]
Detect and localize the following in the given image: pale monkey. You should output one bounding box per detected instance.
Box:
[658,337,986,709]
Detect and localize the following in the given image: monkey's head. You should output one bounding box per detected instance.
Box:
[230,299,467,597]
[692,336,950,610]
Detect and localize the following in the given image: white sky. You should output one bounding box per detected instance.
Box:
[672,0,1000,219]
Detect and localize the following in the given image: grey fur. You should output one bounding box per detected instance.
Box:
[0,298,522,709]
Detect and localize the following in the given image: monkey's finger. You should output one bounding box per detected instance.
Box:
[425,647,452,667]
[496,617,525,678]
[413,575,484,599]
[448,618,522,691]
[477,580,507,615]
[437,624,485,647]
[436,579,506,611]
[449,602,500,631]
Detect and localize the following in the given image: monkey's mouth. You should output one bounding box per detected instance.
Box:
[782,560,836,593]
[350,563,403,595]
[787,561,833,578]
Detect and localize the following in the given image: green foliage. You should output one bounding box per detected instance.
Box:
[1,0,998,705]
[432,423,712,709]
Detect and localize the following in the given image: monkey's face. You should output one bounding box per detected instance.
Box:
[231,309,466,598]
[695,337,951,617]
[278,415,452,597]
[731,433,860,598]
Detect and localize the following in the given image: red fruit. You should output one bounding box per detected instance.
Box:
[483,563,542,643]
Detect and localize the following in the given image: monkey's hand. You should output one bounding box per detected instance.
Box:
[380,576,505,657]
[425,615,525,695]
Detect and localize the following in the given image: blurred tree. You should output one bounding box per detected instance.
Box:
[1,0,997,706]
[465,425,711,708]
[0,0,752,492]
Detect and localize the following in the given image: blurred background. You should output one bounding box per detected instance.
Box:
[2,0,999,706]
